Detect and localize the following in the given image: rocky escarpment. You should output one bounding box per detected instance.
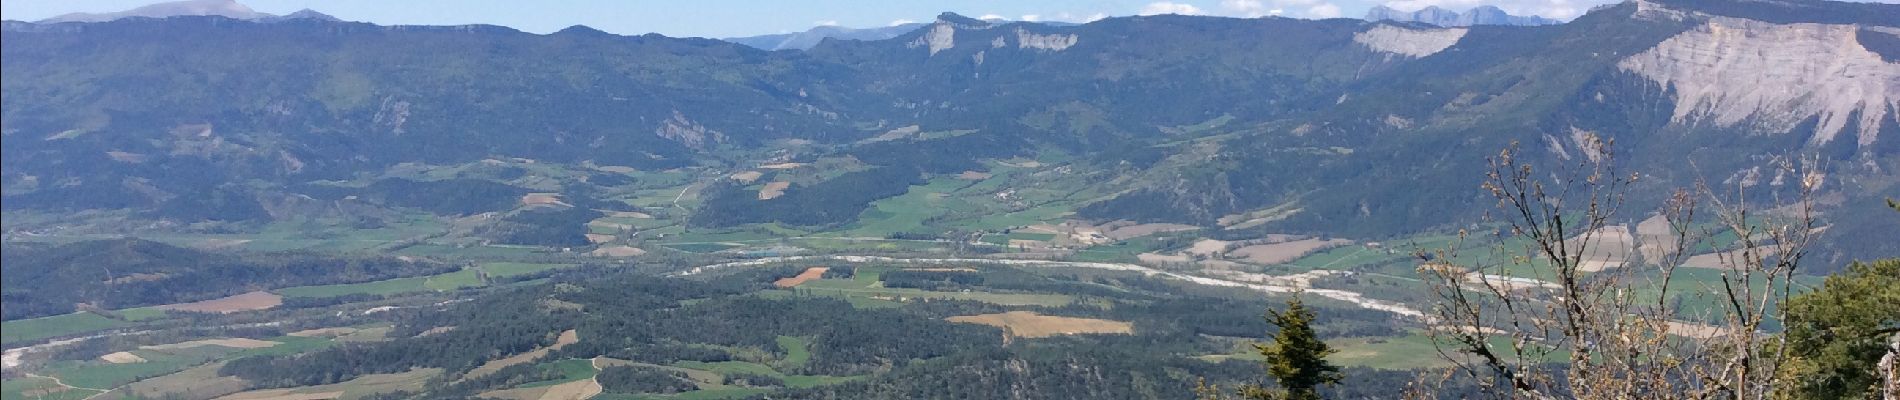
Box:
[1352,25,1467,57]
[655,111,726,150]
[1617,15,1900,146]
[1014,28,1077,51]
[906,13,998,56]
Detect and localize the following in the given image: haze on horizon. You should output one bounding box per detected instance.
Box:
[2,0,1825,38]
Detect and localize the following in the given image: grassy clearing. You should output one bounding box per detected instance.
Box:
[2,312,131,345]
[776,336,811,368]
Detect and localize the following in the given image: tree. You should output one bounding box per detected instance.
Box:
[1412,139,1820,399]
[1199,293,1343,400]
[1777,259,1900,400]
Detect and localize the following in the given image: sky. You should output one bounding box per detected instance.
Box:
[4,0,1898,38]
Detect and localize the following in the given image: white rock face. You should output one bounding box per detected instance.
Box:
[1618,17,1900,146]
[906,24,957,55]
[1352,25,1467,57]
[1015,28,1078,51]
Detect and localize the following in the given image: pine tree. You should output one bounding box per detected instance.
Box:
[1201,293,1344,400]
[1252,293,1344,400]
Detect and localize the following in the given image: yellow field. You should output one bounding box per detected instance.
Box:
[774,267,829,288]
[466,330,579,379]
[947,311,1132,338]
[155,291,282,313]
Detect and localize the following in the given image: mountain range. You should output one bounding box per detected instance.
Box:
[725,23,930,51]
[1362,5,1561,26]
[3,0,1897,264]
[35,0,336,24]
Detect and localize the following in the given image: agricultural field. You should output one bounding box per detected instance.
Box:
[945,311,1134,338]
[275,276,432,298]
[3,312,136,345]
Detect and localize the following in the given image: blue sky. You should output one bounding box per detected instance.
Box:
[5,0,1898,38]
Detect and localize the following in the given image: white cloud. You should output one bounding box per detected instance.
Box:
[888,19,916,26]
[815,20,839,26]
[1138,2,1206,15]
[1222,0,1272,17]
[978,14,1008,21]
[1046,11,1109,23]
[1307,3,1343,17]
[1020,14,1042,22]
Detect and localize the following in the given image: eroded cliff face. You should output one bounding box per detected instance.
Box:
[1617,17,1900,146]
[1352,25,1467,58]
[1014,28,1077,52]
[907,24,957,55]
[654,110,726,150]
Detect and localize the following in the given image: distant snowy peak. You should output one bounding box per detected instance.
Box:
[1364,5,1561,27]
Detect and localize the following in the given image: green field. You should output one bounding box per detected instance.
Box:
[279,262,580,298]
[482,262,580,277]
[670,359,858,390]
[664,243,743,253]
[394,244,545,258]
[517,358,598,388]
[843,179,962,238]
[1,376,102,400]
[39,335,336,392]
[45,350,213,390]
[775,336,811,368]
[2,312,132,345]
[1322,334,1457,369]
[424,268,485,291]
[275,276,431,298]
[786,278,1075,307]
[1289,245,1402,270]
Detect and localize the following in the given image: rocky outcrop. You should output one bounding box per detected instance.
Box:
[1353,25,1466,57]
[1617,17,1900,146]
[371,96,411,135]
[906,13,1001,56]
[1014,28,1077,51]
[907,24,957,55]
[654,110,726,150]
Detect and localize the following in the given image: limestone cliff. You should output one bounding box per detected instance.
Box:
[1618,15,1899,146]
[1352,25,1467,58]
